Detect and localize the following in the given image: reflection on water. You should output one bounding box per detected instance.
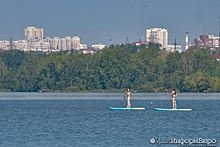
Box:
[0,92,219,100]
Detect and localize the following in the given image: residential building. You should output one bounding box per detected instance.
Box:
[72,36,81,50]
[14,40,28,51]
[212,52,220,61]
[61,38,67,51]
[167,44,182,53]
[79,44,88,49]
[43,36,83,51]
[66,36,72,51]
[146,28,168,49]
[92,43,107,50]
[194,35,219,49]
[25,27,43,41]
[31,41,50,52]
[48,37,61,51]
[0,40,9,50]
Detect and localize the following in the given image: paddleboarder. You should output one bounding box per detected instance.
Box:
[126,89,131,108]
[165,88,168,95]
[123,89,127,100]
[171,88,177,109]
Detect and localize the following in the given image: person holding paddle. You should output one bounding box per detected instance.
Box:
[126,89,131,108]
[123,89,127,100]
[171,88,177,109]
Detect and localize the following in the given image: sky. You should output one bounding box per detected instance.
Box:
[0,0,220,47]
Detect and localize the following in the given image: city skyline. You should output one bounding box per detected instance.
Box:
[0,0,219,46]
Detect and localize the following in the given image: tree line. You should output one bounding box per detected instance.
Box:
[0,44,220,92]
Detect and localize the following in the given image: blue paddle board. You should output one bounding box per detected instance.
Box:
[155,108,192,111]
[109,107,145,110]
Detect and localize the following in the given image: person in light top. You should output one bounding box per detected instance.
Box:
[171,88,177,109]
[126,89,131,108]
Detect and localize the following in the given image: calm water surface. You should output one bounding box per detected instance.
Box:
[0,92,219,147]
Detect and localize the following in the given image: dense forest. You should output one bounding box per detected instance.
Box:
[0,44,220,93]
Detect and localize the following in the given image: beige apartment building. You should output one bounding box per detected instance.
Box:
[14,40,28,51]
[0,40,9,50]
[72,36,80,50]
[0,27,87,52]
[25,27,43,41]
[44,36,81,51]
[31,41,50,52]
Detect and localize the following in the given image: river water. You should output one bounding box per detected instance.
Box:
[0,92,219,146]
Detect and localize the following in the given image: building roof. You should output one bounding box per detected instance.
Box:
[212,52,220,59]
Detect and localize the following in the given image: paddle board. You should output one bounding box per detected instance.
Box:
[109,107,145,110]
[155,108,192,111]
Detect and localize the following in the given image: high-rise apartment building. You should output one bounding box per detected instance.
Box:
[24,27,44,41]
[72,36,80,50]
[146,28,168,49]
[194,35,219,49]
[43,36,82,51]
[46,37,60,50]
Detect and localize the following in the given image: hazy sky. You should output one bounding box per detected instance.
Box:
[0,0,219,46]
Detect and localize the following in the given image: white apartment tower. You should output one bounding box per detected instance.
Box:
[72,36,80,50]
[25,27,44,41]
[146,28,168,49]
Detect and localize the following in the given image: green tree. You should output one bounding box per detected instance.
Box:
[183,71,210,92]
[209,77,220,92]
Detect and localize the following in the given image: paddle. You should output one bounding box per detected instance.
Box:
[176,99,184,108]
[123,90,127,100]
